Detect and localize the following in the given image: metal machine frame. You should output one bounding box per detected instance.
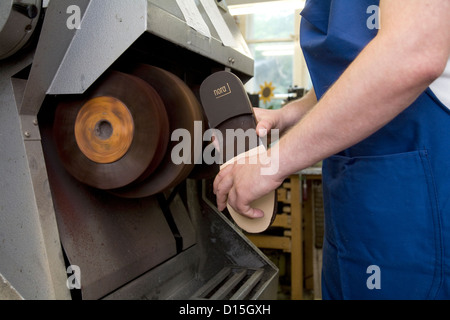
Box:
[0,0,277,300]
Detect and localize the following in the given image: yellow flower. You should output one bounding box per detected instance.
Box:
[259,81,276,104]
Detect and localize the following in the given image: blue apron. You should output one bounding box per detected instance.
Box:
[300,0,450,299]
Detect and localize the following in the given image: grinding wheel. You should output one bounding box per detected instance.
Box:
[111,65,203,198]
[54,70,170,190]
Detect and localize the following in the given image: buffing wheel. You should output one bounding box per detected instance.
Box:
[54,66,203,198]
[54,70,170,190]
[111,65,204,198]
[74,96,134,165]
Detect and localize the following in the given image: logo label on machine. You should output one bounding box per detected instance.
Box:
[213,83,232,99]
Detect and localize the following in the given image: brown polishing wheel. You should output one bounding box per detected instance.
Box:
[74,96,134,164]
[54,70,169,190]
[110,65,204,198]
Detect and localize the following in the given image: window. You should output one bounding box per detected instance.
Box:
[230,0,310,109]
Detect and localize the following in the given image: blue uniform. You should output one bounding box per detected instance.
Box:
[300,0,450,299]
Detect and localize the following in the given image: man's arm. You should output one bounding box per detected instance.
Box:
[214,0,450,218]
[273,0,450,177]
[254,88,317,137]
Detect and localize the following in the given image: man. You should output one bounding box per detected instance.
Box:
[213,0,450,299]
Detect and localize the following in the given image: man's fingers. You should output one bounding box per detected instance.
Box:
[256,121,270,137]
[217,195,228,212]
[228,188,264,219]
[213,161,265,219]
[213,164,235,211]
[213,164,233,194]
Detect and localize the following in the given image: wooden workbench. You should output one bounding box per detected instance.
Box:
[246,168,323,300]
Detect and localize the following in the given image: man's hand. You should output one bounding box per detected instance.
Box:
[213,89,317,218]
[213,147,283,219]
[254,88,317,138]
[253,108,281,138]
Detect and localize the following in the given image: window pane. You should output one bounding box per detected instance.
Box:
[247,10,295,40]
[246,42,294,109]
